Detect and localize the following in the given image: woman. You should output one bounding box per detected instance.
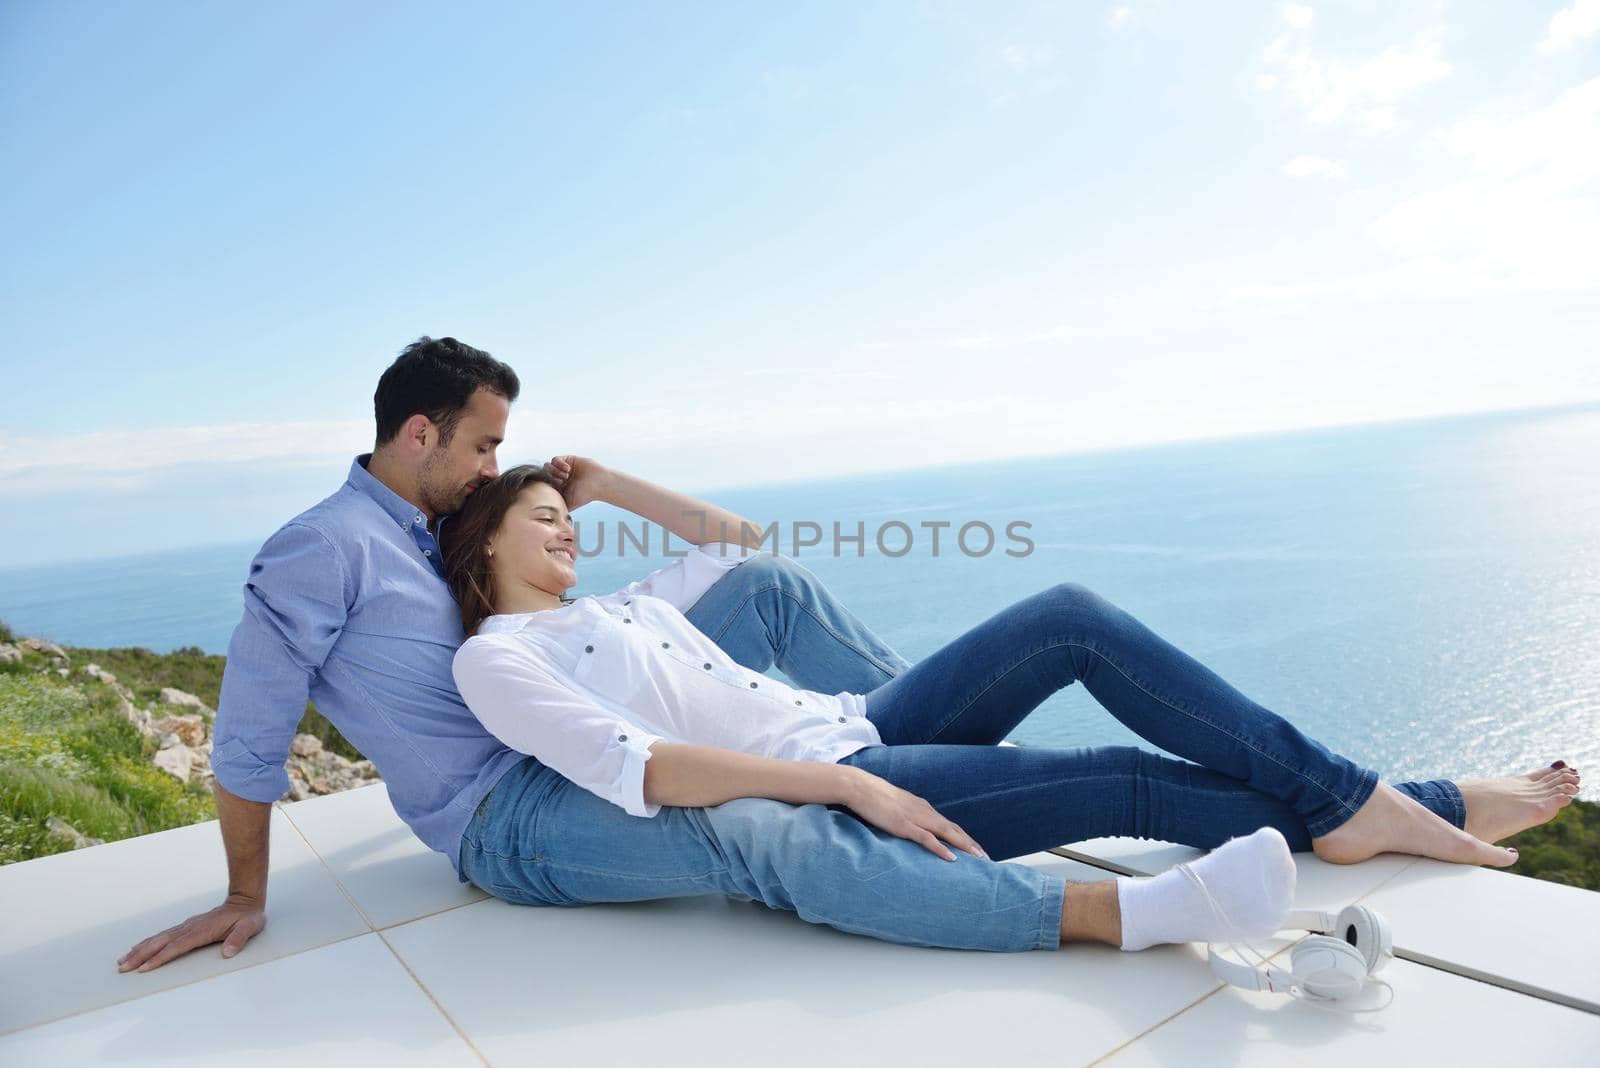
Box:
[441,458,1581,955]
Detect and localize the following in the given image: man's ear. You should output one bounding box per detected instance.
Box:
[484,540,494,558]
[404,413,433,453]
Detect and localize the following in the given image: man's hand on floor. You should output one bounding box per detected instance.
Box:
[116,895,267,974]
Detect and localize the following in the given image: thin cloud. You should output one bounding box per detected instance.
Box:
[0,395,1048,496]
[739,368,898,382]
[1283,3,1315,31]
[1259,6,1452,134]
[0,420,369,488]
[857,325,1080,353]
[1539,0,1600,53]
[1232,74,1600,304]
[1282,154,1348,179]
[998,45,1052,70]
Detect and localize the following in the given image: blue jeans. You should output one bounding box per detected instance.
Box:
[839,582,1464,858]
[459,559,1463,952]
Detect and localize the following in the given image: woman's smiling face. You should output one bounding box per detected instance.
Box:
[488,481,579,598]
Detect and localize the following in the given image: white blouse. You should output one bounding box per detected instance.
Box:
[451,543,885,819]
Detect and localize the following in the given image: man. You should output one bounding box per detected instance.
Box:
[119,336,1092,974]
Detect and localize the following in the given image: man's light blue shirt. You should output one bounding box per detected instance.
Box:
[213,455,527,883]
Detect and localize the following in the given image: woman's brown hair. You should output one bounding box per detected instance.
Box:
[440,463,566,637]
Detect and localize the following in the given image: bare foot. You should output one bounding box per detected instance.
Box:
[1311,781,1519,867]
[1458,763,1581,843]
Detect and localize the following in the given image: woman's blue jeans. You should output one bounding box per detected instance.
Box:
[839,581,1463,857]
[459,558,1465,952]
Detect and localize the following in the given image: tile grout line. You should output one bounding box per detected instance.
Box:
[1081,986,1227,1068]
[1062,849,1600,1019]
[1342,858,1599,1015]
[374,930,495,1068]
[275,801,380,933]
[1080,939,1307,1068]
[0,929,377,1038]
[5,831,1581,1045]
[277,802,495,1066]
[1,803,498,1054]
[275,785,495,937]
[272,796,497,936]
[0,804,385,1040]
[1049,844,1328,1066]
[378,894,494,933]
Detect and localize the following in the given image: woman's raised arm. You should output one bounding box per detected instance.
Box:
[546,455,769,551]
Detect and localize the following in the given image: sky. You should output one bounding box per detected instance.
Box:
[2,1,1598,564]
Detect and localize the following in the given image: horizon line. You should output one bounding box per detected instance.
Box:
[678,394,1600,495]
[2,395,1595,573]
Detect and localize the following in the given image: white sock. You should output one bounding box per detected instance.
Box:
[1115,826,1296,952]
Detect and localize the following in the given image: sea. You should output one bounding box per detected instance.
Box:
[3,403,1596,789]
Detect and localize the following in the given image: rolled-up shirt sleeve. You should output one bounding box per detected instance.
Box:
[213,522,351,803]
[609,541,763,614]
[453,634,665,818]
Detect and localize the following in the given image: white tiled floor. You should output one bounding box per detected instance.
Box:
[0,934,484,1067]
[1355,856,1600,1013]
[381,854,1267,1068]
[1095,956,1600,1066]
[276,782,488,930]
[0,806,367,1035]
[1058,833,1600,1015]
[3,783,1595,1066]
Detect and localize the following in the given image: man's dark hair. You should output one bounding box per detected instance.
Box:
[373,336,521,447]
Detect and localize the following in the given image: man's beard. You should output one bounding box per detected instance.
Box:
[418,452,470,518]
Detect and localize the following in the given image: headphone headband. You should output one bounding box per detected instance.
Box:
[1175,858,1395,1012]
[1205,946,1301,994]
[1284,908,1336,933]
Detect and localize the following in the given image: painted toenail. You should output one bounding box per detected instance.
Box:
[1551,761,1566,769]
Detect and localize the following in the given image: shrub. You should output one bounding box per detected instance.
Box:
[0,674,213,863]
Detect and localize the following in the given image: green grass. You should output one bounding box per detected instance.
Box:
[69,644,225,711]
[0,673,215,864]
[64,643,365,762]
[2,621,369,865]
[3,618,1598,892]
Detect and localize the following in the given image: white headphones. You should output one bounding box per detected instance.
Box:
[1177,861,1397,1014]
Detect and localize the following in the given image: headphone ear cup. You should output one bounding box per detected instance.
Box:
[1334,904,1393,973]
[1291,936,1371,1000]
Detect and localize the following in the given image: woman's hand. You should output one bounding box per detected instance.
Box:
[545,455,613,511]
[841,769,989,862]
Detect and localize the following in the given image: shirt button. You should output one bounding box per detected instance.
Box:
[703,662,712,670]
[623,600,631,606]
[624,618,632,624]
[749,682,758,689]
[585,645,594,653]
[619,734,628,742]
[837,717,847,723]
[423,549,432,556]
[414,515,423,524]
[661,642,670,649]
[794,700,802,706]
